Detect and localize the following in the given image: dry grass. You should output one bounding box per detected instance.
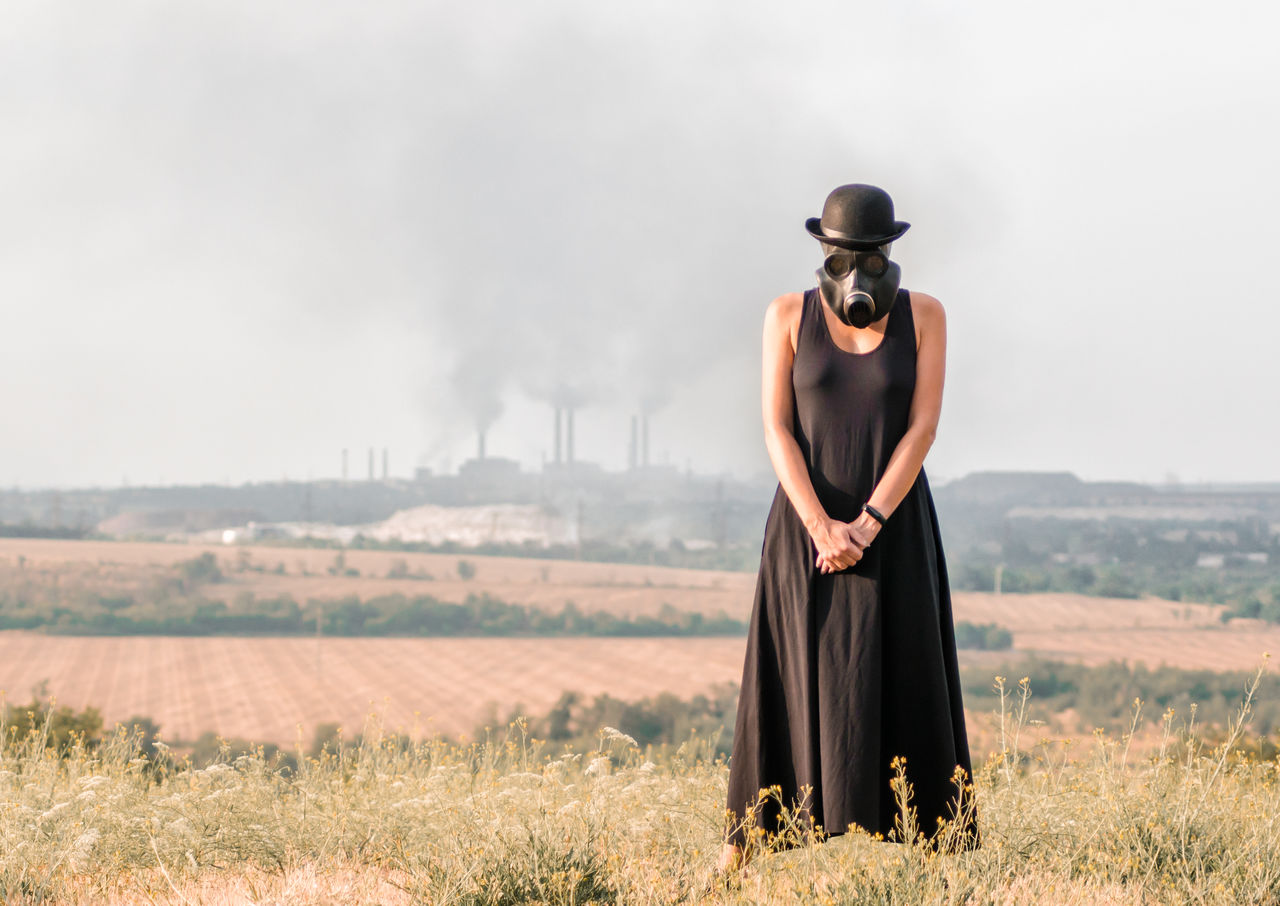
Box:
[4,663,1280,905]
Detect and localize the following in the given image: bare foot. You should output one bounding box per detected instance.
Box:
[716,842,744,874]
[696,843,748,898]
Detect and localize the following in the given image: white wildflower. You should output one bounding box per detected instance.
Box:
[40,802,70,822]
[600,726,638,748]
[390,798,428,811]
[69,829,100,872]
[75,790,97,803]
[584,756,611,777]
[77,775,111,790]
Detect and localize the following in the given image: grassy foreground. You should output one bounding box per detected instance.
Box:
[4,666,1280,905]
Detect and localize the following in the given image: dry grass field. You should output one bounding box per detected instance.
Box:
[5,667,1279,906]
[3,538,1279,748]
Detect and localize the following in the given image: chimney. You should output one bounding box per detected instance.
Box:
[566,407,575,465]
[554,406,563,465]
[641,414,650,468]
[629,414,638,470]
[477,430,486,460]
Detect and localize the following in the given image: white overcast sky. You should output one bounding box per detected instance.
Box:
[3,0,1278,489]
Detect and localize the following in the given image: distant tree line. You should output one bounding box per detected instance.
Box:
[0,591,748,637]
[261,534,765,572]
[953,621,1013,650]
[952,562,1147,598]
[0,522,90,540]
[486,684,742,757]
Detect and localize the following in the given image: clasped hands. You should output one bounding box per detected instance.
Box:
[809,512,882,574]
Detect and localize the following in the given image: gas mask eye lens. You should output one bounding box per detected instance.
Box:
[859,253,888,277]
[824,254,854,278]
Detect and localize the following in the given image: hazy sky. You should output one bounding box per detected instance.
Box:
[4,0,1278,490]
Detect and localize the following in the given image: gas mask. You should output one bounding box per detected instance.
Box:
[816,246,901,329]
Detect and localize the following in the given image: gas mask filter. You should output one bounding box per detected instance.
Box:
[816,247,901,329]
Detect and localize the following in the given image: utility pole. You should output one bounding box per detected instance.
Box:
[314,601,324,678]
[575,497,584,557]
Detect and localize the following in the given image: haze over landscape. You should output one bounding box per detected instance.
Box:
[4,0,1278,491]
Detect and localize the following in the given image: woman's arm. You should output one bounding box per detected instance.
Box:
[762,293,867,571]
[818,291,947,573]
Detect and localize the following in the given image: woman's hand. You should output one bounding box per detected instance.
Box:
[814,512,883,574]
[809,516,865,573]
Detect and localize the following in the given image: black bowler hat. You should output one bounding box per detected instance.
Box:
[805,184,910,250]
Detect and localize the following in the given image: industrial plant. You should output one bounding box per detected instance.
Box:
[0,404,775,551]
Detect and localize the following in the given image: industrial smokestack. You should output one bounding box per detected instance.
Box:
[642,414,650,468]
[554,406,563,465]
[629,415,638,470]
[566,408,575,465]
[477,430,486,460]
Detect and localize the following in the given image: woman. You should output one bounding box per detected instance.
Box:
[718,184,979,874]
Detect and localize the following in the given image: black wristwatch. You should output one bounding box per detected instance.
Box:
[860,503,887,527]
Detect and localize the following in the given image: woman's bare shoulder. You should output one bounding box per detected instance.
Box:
[908,290,945,322]
[764,292,806,354]
[764,291,805,330]
[907,291,945,351]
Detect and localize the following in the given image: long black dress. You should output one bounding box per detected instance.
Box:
[725,287,979,851]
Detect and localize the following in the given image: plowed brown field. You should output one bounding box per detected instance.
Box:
[0,632,747,744]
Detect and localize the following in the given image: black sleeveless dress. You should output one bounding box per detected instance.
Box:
[725,287,979,851]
